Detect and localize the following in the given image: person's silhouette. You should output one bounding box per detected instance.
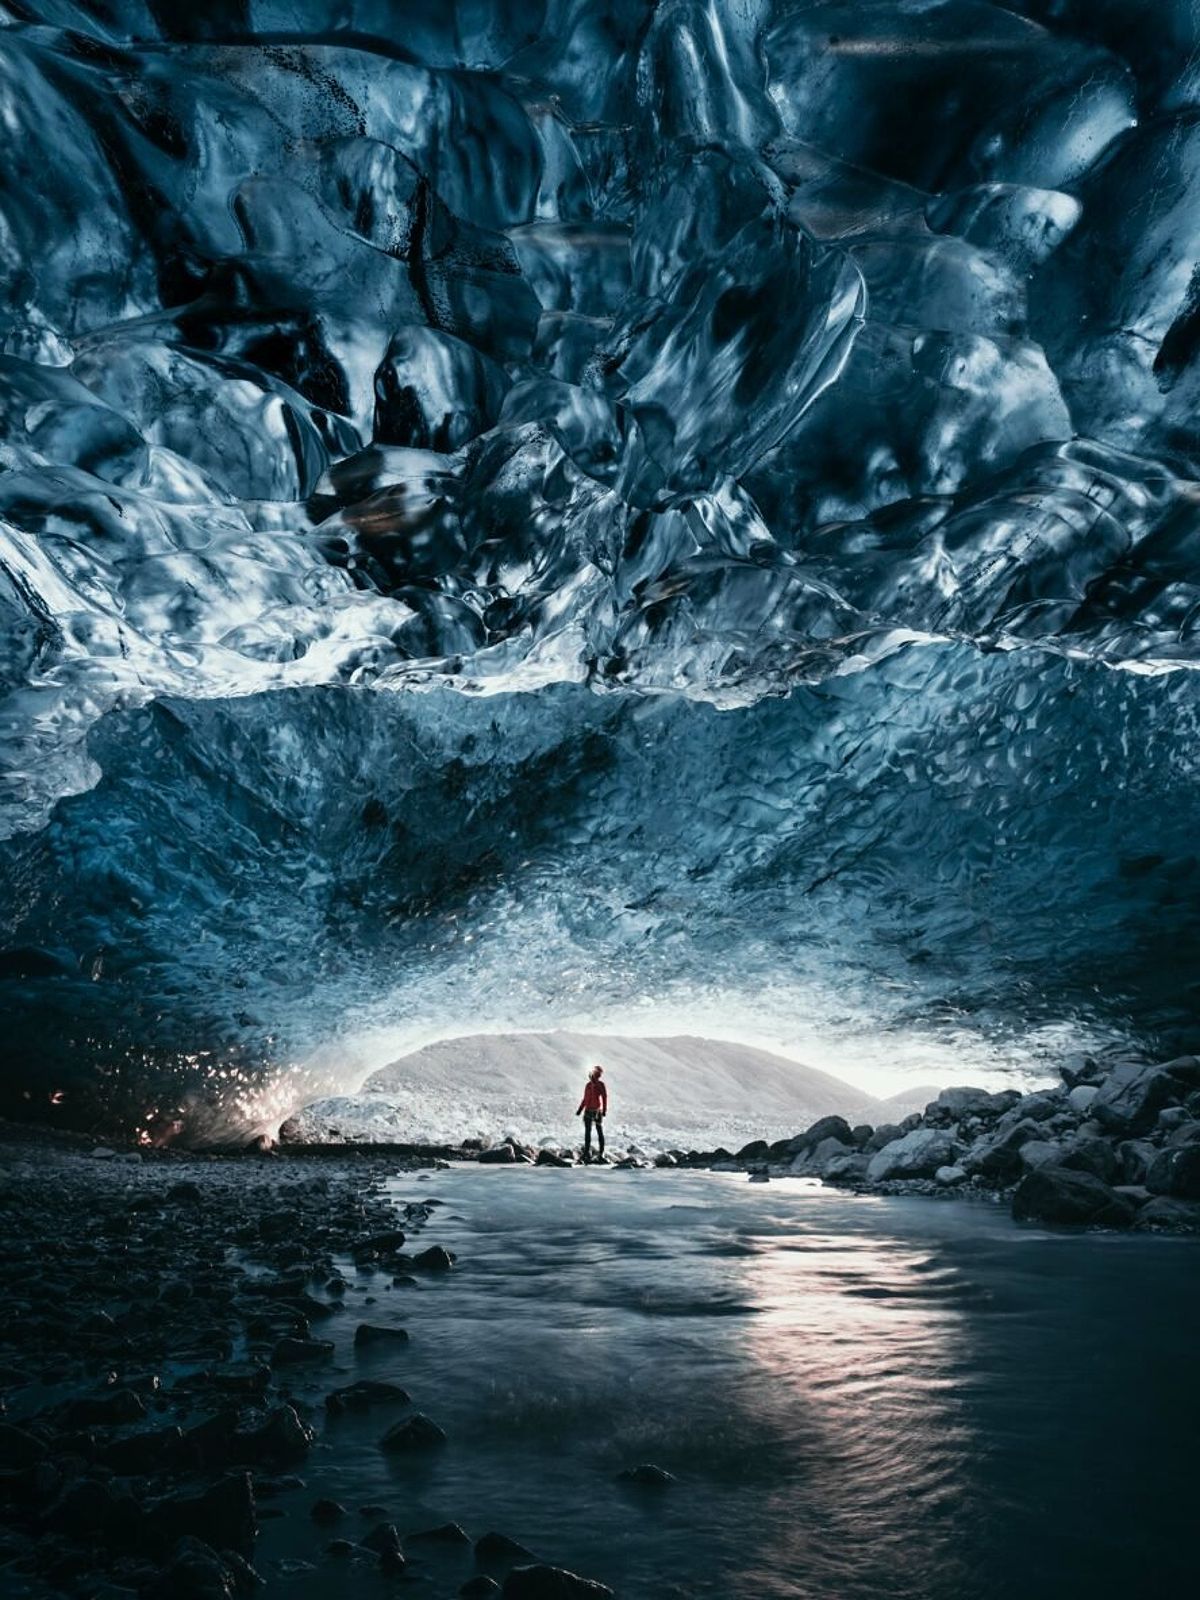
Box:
[575,1064,608,1162]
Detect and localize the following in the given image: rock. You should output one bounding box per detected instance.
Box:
[866,1128,958,1181]
[354,1323,410,1348]
[1090,1060,1197,1136]
[818,1152,869,1184]
[409,1522,472,1545]
[461,1580,502,1598]
[1146,1144,1200,1199]
[310,1499,347,1524]
[325,1380,410,1414]
[152,1472,258,1552]
[929,1087,1019,1120]
[502,1564,614,1599]
[61,1387,147,1426]
[1166,1118,1200,1149]
[360,1521,404,1557]
[1067,1084,1099,1115]
[1017,1140,1062,1172]
[379,1413,446,1452]
[1014,1090,1064,1122]
[789,1135,851,1172]
[270,1336,333,1366]
[326,1539,358,1557]
[476,1532,536,1567]
[412,1245,455,1271]
[1011,1167,1136,1228]
[864,1123,902,1152]
[1058,1137,1119,1184]
[935,1165,967,1186]
[478,1146,519,1164]
[850,1124,874,1147]
[1117,1138,1156,1185]
[144,1538,239,1600]
[1134,1195,1200,1231]
[652,1153,677,1168]
[735,1139,770,1161]
[747,1168,769,1182]
[91,1146,118,1159]
[616,1463,675,1486]
[535,1150,571,1167]
[351,1229,407,1259]
[965,1117,1044,1180]
[241,1405,314,1461]
[788,1116,854,1156]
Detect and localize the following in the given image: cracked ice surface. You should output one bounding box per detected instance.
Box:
[2,2,1200,1133]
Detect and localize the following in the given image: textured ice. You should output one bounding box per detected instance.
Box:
[2,2,1200,1135]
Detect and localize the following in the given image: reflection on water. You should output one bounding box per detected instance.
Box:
[255,1171,1198,1600]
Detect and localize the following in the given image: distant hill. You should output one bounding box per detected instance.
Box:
[291,1031,919,1150]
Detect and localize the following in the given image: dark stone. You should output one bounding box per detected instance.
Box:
[535,1150,571,1167]
[1091,1063,1191,1136]
[850,1124,874,1147]
[735,1139,769,1161]
[144,1538,238,1600]
[478,1146,518,1164]
[1012,1167,1136,1228]
[352,1230,406,1261]
[1146,1143,1200,1200]
[616,1463,675,1486]
[1057,1137,1119,1184]
[787,1116,853,1155]
[476,1531,536,1567]
[501,1564,614,1599]
[412,1245,455,1271]
[311,1498,347,1524]
[354,1323,410,1348]
[60,1388,146,1427]
[409,1522,472,1545]
[461,1580,502,1599]
[325,1380,411,1415]
[864,1123,901,1153]
[380,1413,446,1452]
[103,1424,185,1474]
[152,1472,258,1553]
[1117,1139,1157,1185]
[968,1118,1044,1179]
[240,1405,314,1462]
[326,1539,358,1557]
[270,1336,333,1366]
[360,1521,404,1557]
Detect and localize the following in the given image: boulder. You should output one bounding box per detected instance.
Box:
[476,1532,536,1567]
[151,1473,257,1552]
[1017,1140,1062,1172]
[1058,1137,1119,1184]
[502,1565,614,1599]
[616,1463,675,1486]
[935,1165,967,1186]
[850,1124,874,1147]
[478,1146,518,1165]
[964,1117,1044,1179]
[818,1152,869,1184]
[380,1413,446,1452]
[461,1580,502,1598]
[1134,1195,1200,1231]
[412,1245,455,1271]
[789,1136,851,1173]
[928,1086,1019,1120]
[325,1380,410,1414]
[354,1323,409,1348]
[1117,1139,1157,1185]
[1145,1144,1200,1200]
[1011,1167,1135,1228]
[786,1116,853,1156]
[1066,1084,1099,1115]
[864,1123,902,1153]
[866,1128,958,1181]
[735,1140,770,1161]
[1090,1061,1196,1136]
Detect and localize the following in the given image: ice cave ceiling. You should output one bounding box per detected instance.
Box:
[2,0,1200,1136]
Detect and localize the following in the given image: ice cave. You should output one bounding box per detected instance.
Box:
[2,0,1200,1142]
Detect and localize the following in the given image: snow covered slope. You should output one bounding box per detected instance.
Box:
[290,1031,898,1152]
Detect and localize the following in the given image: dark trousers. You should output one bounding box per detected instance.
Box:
[583,1109,605,1159]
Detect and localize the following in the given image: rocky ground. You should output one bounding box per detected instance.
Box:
[0,1130,618,1600]
[315,1052,1200,1233]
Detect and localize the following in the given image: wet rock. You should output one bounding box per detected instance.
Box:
[354,1322,410,1349]
[352,1230,407,1261]
[747,1167,770,1182]
[326,1538,358,1556]
[478,1146,519,1165]
[1146,1144,1200,1200]
[653,1153,678,1168]
[476,1531,536,1567]
[736,1139,770,1161]
[818,1151,869,1183]
[965,1117,1044,1180]
[144,1537,241,1600]
[787,1116,854,1156]
[1067,1084,1099,1115]
[864,1123,902,1152]
[241,1405,314,1462]
[1011,1167,1136,1228]
[325,1380,411,1415]
[152,1472,257,1552]
[103,1423,185,1475]
[502,1563,614,1598]
[535,1150,572,1167]
[616,1463,675,1486]
[270,1336,333,1366]
[1091,1060,1199,1136]
[927,1087,1019,1121]
[461,1580,502,1598]
[1134,1196,1200,1231]
[412,1245,455,1271]
[311,1498,347,1524]
[409,1521,472,1545]
[360,1521,404,1558]
[1058,1137,1120,1184]
[935,1165,967,1186]
[1017,1140,1063,1172]
[380,1413,446,1452]
[1117,1139,1157,1185]
[60,1388,146,1427]
[850,1124,874,1147]
[866,1128,958,1181]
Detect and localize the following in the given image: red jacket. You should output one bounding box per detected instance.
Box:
[578,1078,607,1114]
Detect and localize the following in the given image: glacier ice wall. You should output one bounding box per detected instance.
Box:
[2,1,1200,1135]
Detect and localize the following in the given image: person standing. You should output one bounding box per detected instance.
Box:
[575,1064,608,1162]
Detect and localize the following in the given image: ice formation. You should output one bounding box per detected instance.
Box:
[1,2,1199,1136]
